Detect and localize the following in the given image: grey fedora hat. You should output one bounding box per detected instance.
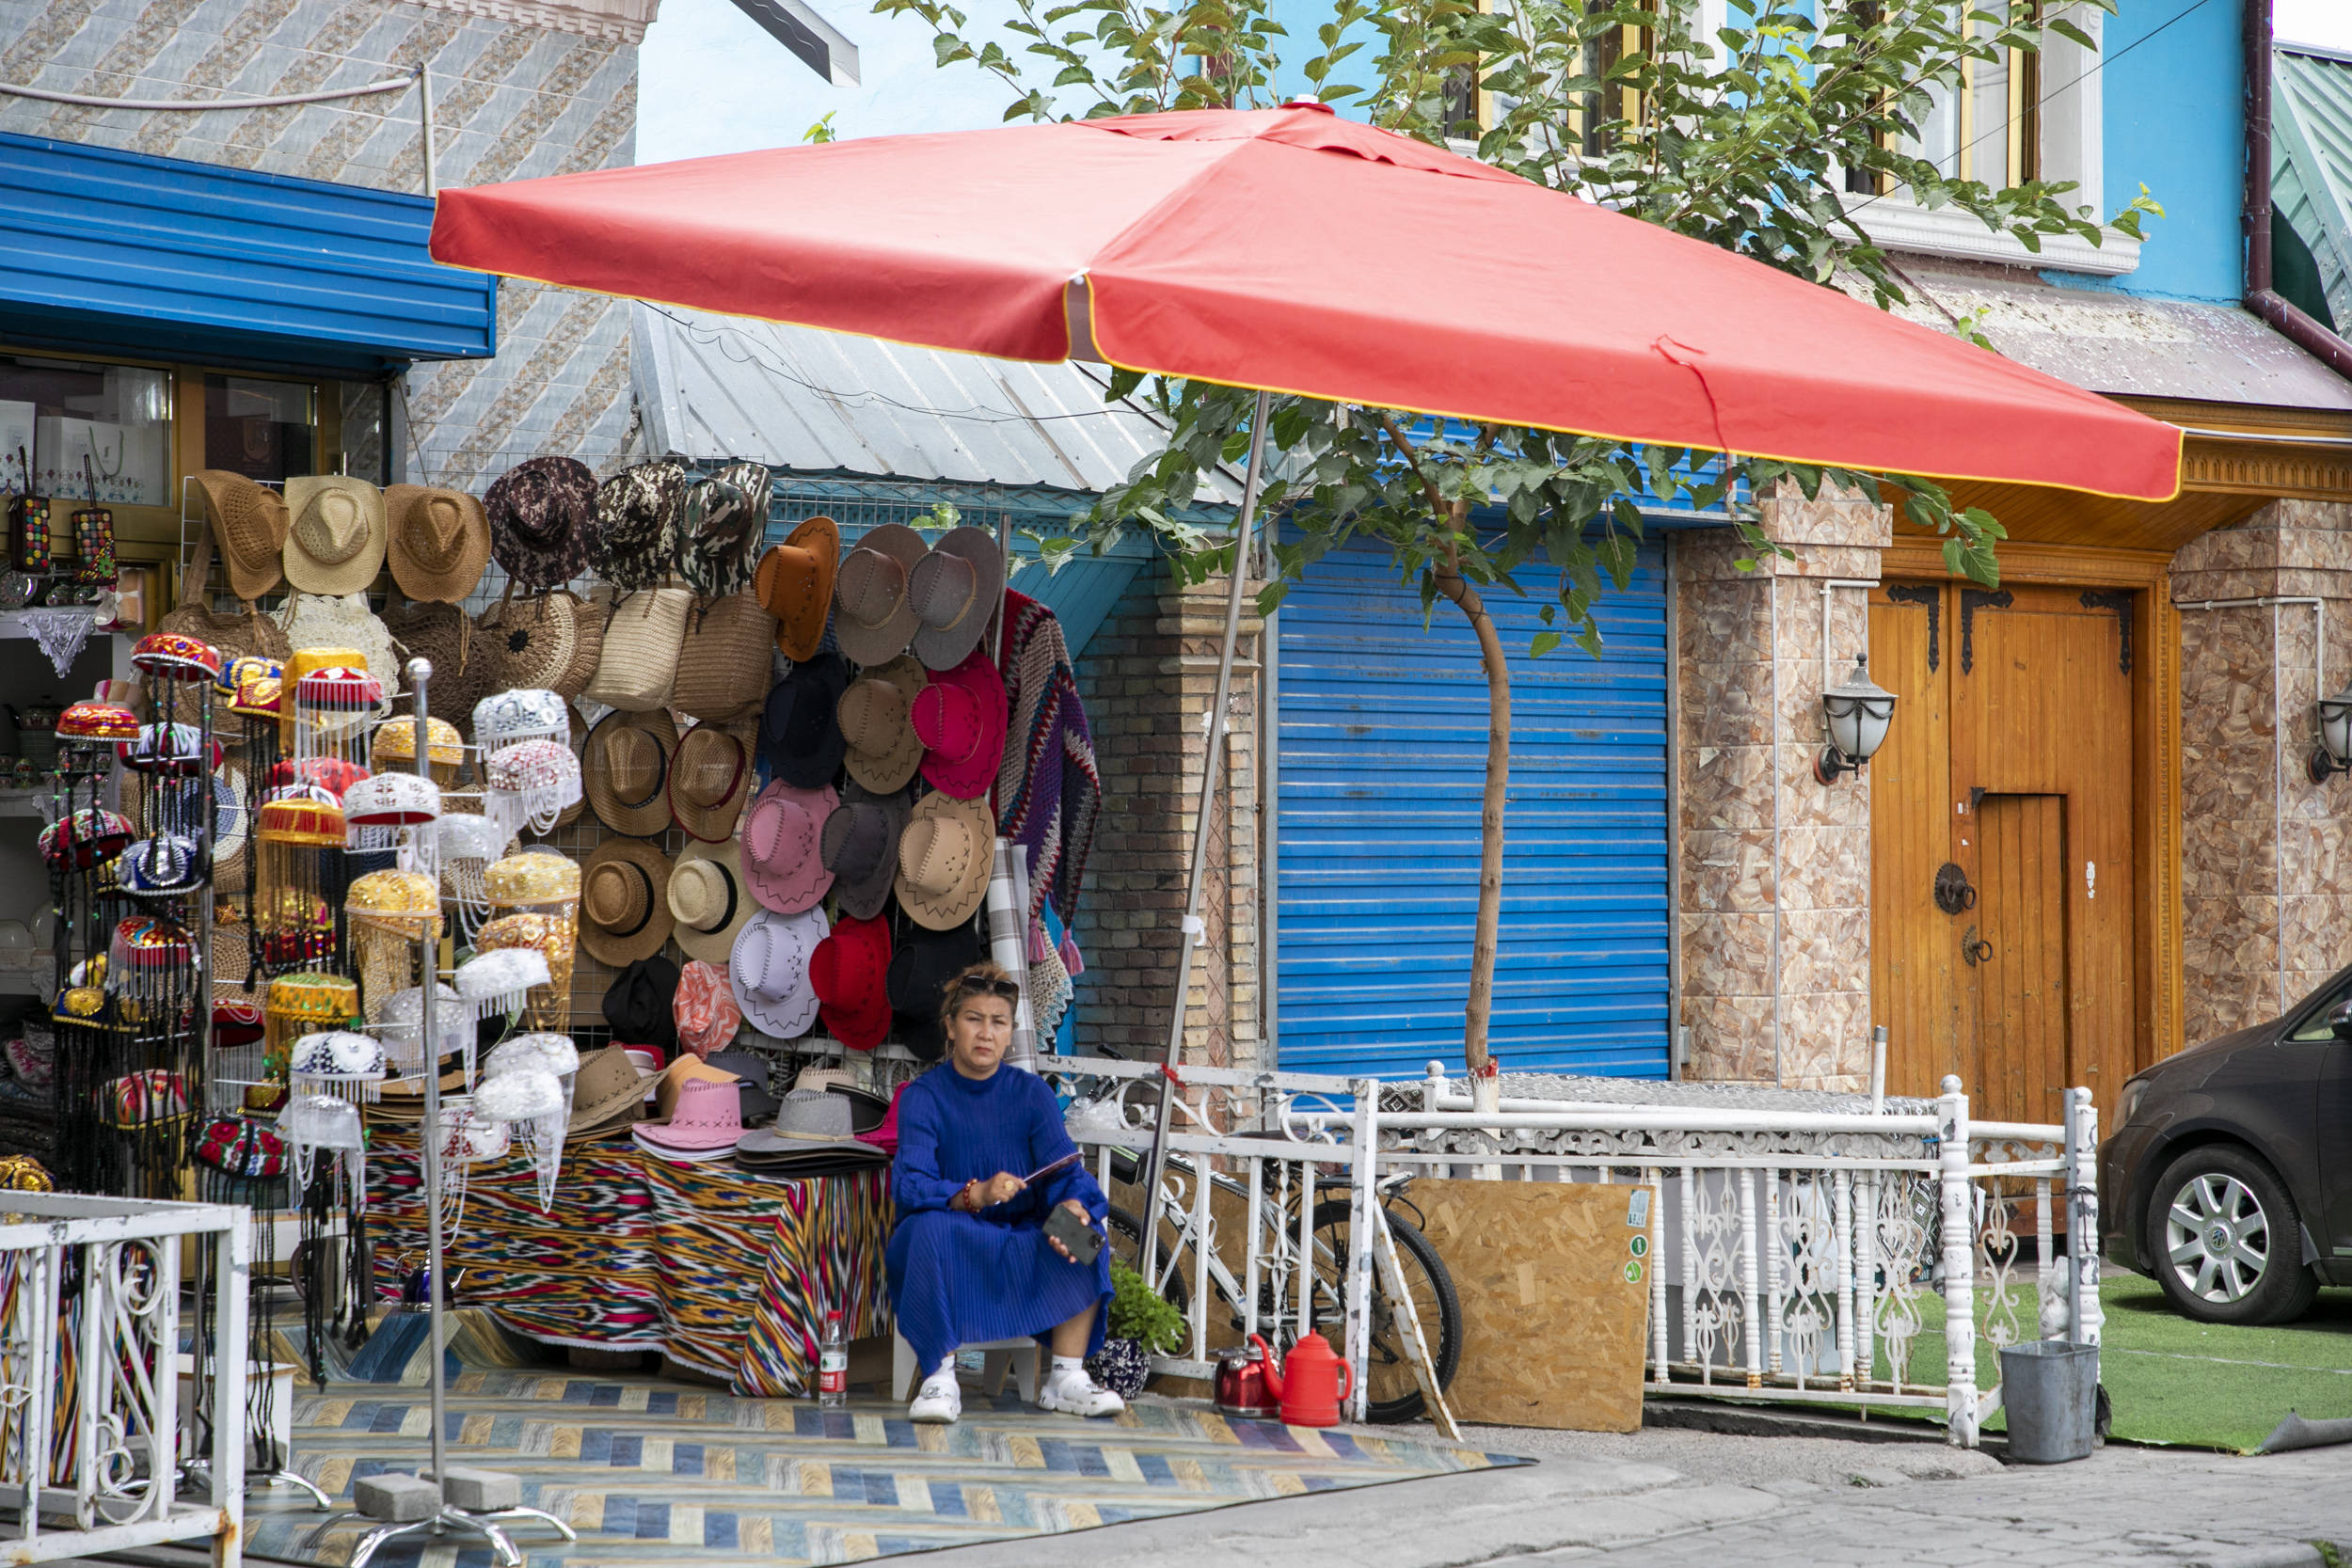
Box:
[907,526,1005,671]
[818,787,908,922]
[735,1088,883,1158]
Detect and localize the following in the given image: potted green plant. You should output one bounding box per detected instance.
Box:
[1087,1258,1184,1400]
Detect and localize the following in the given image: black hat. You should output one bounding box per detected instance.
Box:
[704,1048,781,1123]
[601,956,680,1053]
[884,918,990,1063]
[759,651,850,790]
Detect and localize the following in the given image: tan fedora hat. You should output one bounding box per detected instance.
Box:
[836,655,927,794]
[668,721,755,843]
[894,790,994,929]
[567,1044,648,1136]
[386,484,491,605]
[830,524,928,667]
[668,835,755,963]
[189,470,289,604]
[581,707,678,838]
[283,476,389,597]
[579,837,675,967]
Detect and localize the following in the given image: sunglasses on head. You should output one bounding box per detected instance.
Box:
[953,977,1022,1004]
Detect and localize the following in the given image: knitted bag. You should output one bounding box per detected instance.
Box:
[584,585,691,712]
[476,589,603,703]
[669,592,778,723]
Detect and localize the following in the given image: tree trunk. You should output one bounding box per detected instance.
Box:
[1431,545,1510,1107]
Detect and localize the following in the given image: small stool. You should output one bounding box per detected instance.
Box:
[892,1329,1041,1404]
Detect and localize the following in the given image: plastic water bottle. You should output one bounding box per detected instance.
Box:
[818,1310,848,1408]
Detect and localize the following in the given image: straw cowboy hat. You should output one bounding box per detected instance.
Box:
[729,905,827,1039]
[283,476,389,597]
[908,525,1005,671]
[754,516,840,663]
[189,470,290,603]
[579,837,675,967]
[668,721,755,842]
[830,524,928,667]
[668,836,755,963]
[582,707,679,838]
[485,455,598,592]
[836,656,927,795]
[386,484,492,605]
[567,1045,648,1136]
[741,780,836,915]
[894,790,993,929]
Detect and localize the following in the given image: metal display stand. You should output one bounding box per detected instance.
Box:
[300,657,575,1568]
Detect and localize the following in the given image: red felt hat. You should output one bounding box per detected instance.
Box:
[910,647,1007,801]
[809,912,892,1051]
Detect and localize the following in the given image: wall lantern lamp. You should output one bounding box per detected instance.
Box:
[1815,655,1898,785]
[2312,684,2352,784]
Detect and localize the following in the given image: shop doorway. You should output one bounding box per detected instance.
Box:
[1868,582,2138,1122]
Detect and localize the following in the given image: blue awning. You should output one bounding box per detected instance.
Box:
[0,131,496,372]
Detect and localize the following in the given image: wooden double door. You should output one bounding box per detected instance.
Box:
[1867,581,2140,1124]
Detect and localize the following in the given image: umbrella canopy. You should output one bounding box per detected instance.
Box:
[432,102,2180,502]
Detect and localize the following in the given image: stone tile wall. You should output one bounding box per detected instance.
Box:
[1069,561,1263,1075]
[1677,483,1890,1090]
[0,0,641,488]
[2170,499,2352,1040]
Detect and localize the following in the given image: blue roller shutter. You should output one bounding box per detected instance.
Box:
[1274,537,1671,1081]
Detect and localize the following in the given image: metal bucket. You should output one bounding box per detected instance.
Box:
[1999,1339,2099,1464]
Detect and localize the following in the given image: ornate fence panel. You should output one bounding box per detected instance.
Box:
[0,1193,246,1564]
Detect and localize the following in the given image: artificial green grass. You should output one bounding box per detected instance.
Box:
[1851,1277,2352,1452]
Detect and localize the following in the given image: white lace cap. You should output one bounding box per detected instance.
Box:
[485,1033,580,1080]
[473,689,568,752]
[475,1068,564,1123]
[344,772,442,828]
[453,947,551,1019]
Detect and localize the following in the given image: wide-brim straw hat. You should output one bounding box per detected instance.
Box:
[579,837,675,967]
[485,455,598,592]
[830,523,928,667]
[668,836,754,963]
[837,655,927,795]
[386,484,492,604]
[755,516,840,664]
[670,593,778,724]
[283,476,389,597]
[567,1044,648,1135]
[190,470,290,604]
[582,707,679,838]
[668,721,755,843]
[894,790,994,929]
[478,590,603,703]
[908,526,1005,671]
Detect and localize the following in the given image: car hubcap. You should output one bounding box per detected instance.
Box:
[2166,1172,2270,1304]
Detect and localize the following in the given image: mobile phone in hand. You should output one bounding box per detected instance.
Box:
[1043,1204,1104,1265]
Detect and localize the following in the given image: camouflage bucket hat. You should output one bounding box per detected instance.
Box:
[678,461,771,601]
[485,455,598,592]
[595,460,687,593]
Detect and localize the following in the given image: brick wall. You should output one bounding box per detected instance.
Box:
[1068,559,1264,1075]
[0,0,642,487]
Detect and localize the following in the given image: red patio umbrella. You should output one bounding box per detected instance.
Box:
[431,102,2181,501]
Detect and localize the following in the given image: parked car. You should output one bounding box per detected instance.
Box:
[2100,969,2352,1325]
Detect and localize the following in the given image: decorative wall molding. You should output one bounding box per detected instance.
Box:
[2180,438,2352,500]
[1846,197,2140,277]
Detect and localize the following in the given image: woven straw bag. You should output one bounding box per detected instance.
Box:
[670,592,779,723]
[476,588,602,703]
[583,586,691,712]
[156,523,291,729]
[384,600,485,728]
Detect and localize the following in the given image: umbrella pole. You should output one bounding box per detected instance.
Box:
[1137,388,1271,1281]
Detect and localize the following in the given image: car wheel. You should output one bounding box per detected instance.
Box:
[2144,1145,2320,1326]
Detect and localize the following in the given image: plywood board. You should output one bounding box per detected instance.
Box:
[1415,1180,1653,1433]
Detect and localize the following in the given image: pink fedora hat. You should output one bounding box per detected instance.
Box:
[910,647,1007,801]
[741,779,837,915]
[633,1074,743,1152]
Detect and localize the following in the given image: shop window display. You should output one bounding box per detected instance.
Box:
[204,372,316,484]
[0,354,172,507]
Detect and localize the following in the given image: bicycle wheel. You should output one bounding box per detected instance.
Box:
[1307,1200,1462,1424]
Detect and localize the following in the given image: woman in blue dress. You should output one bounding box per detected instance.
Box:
[885,961,1120,1423]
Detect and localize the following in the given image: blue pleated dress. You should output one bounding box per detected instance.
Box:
[884,1063,1113,1373]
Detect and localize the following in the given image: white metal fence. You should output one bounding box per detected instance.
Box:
[1044,1055,2101,1445]
[0,1192,246,1565]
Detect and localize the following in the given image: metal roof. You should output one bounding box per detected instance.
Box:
[630,302,1241,502]
[2276,44,2352,333]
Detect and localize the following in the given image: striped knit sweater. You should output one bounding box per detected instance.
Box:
[994,590,1099,1028]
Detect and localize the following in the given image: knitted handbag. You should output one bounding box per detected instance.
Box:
[669,592,778,723]
[583,585,691,712]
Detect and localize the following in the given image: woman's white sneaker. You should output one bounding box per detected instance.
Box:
[1037,1367,1124,1418]
[909,1370,961,1424]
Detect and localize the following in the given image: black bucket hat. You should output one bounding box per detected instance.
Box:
[595,460,688,593]
[884,918,990,1063]
[485,456,598,591]
[758,650,850,789]
[601,955,681,1054]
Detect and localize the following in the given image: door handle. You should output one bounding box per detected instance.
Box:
[1961,926,1994,966]
[1934,863,1977,915]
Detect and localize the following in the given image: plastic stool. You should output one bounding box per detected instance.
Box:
[892,1329,1041,1403]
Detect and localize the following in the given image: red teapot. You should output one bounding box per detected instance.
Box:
[1251,1330,1353,1428]
[1214,1342,1279,1418]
